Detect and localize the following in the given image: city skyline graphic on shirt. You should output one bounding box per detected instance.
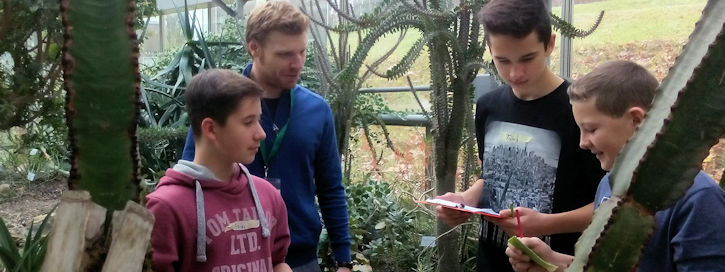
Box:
[481,121,561,213]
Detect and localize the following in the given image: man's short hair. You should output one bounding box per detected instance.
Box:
[477,0,552,48]
[245,1,310,46]
[185,69,263,137]
[568,60,659,117]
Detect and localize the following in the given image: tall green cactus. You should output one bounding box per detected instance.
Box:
[570,1,725,271]
[61,0,141,211]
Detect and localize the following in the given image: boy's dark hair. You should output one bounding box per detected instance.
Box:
[568,60,659,117]
[185,69,263,137]
[478,0,552,48]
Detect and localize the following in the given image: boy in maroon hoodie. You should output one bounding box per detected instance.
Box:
[147,69,291,272]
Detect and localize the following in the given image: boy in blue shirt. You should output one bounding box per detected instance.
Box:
[506,60,725,271]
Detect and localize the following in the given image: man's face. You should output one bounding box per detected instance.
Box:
[212,97,266,164]
[249,31,307,90]
[572,98,642,171]
[489,31,555,94]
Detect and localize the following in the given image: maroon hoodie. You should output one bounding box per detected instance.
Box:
[147,161,290,272]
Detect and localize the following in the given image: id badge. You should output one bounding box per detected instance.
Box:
[267,177,281,190]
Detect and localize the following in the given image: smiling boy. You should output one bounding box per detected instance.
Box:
[506,60,725,272]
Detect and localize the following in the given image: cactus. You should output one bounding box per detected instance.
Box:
[61,0,141,211]
[46,0,154,269]
[569,1,725,271]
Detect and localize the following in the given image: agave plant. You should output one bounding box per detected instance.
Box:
[140,0,213,129]
[137,0,235,181]
[0,210,53,272]
[569,1,725,271]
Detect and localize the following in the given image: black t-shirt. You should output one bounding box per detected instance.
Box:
[474,81,605,270]
[263,97,280,118]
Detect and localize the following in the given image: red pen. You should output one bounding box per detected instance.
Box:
[516,209,523,237]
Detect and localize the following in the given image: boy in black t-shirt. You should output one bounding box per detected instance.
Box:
[435,0,605,271]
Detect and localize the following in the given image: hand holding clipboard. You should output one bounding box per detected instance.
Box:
[416,198,503,218]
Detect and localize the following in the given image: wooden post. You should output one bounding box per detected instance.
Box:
[41,191,106,272]
[102,202,155,272]
[40,191,155,272]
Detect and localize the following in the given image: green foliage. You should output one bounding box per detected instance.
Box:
[62,0,141,210]
[0,0,64,131]
[204,18,250,71]
[318,177,435,271]
[300,48,322,93]
[135,0,158,34]
[0,130,67,190]
[351,94,394,127]
[137,127,188,182]
[570,1,725,270]
[303,0,428,181]
[138,5,230,180]
[336,14,425,84]
[0,209,53,272]
[140,0,220,128]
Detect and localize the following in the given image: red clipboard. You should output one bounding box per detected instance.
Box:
[416,198,503,218]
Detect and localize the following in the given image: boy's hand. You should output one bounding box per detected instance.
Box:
[435,192,473,226]
[273,263,293,272]
[491,207,546,237]
[506,237,557,272]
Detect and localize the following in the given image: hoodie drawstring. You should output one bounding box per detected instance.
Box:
[194,164,270,263]
[195,180,207,262]
[242,164,271,238]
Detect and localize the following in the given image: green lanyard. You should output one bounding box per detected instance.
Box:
[260,88,294,177]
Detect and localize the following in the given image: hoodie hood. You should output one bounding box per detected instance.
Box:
[172,160,221,181]
[158,160,271,263]
[156,160,242,191]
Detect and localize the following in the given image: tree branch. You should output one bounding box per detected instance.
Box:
[211,0,237,17]
[303,0,341,68]
[358,30,407,89]
[316,0,341,67]
[407,75,429,119]
[0,0,10,40]
[361,117,381,174]
[324,0,372,26]
[299,7,340,32]
[401,0,450,19]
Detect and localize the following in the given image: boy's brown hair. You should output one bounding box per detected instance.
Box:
[245,1,310,46]
[477,0,552,49]
[185,69,263,137]
[568,60,659,117]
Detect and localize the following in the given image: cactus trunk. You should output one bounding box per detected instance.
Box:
[61,0,141,211]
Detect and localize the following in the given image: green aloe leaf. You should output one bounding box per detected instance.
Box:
[507,236,558,272]
[0,216,20,269]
